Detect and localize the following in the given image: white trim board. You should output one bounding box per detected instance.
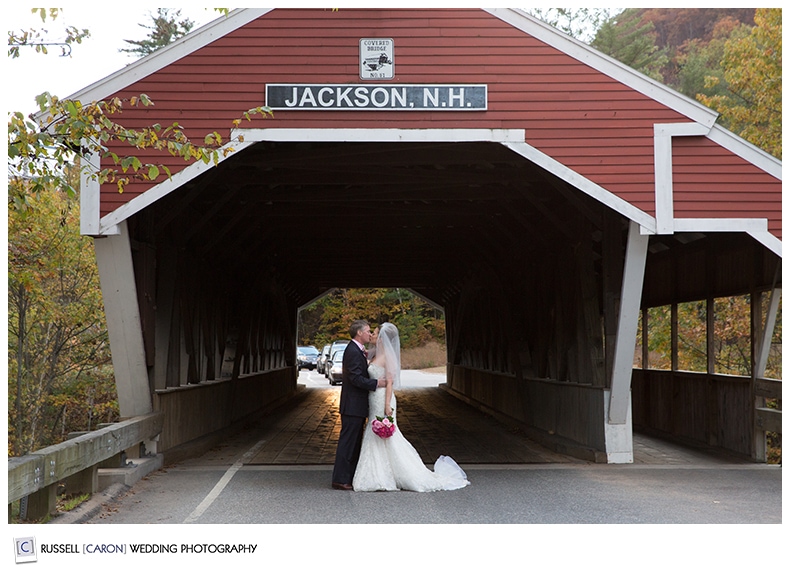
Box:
[651,121,781,256]
[503,141,657,232]
[673,219,782,258]
[96,139,256,235]
[654,122,712,235]
[94,128,656,235]
[234,127,526,143]
[92,128,783,262]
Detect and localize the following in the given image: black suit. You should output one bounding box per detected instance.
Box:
[332,340,378,485]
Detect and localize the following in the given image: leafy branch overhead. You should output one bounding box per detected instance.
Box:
[7,8,90,58]
[8,92,272,210]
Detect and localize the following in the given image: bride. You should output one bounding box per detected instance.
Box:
[352,322,470,492]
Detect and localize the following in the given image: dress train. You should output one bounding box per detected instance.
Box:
[352,364,469,492]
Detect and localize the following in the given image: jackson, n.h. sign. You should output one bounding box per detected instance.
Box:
[265,84,487,111]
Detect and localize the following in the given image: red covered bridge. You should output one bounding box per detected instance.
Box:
[74,8,780,464]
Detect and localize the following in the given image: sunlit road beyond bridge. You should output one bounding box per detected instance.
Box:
[49,370,781,527]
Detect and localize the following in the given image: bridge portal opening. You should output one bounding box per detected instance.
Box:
[110,137,779,463]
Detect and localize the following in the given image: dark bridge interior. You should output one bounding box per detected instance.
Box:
[127,140,777,389]
[135,140,614,310]
[117,139,780,466]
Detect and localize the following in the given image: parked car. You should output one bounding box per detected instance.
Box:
[296,345,319,370]
[325,340,349,378]
[316,344,331,374]
[327,349,345,385]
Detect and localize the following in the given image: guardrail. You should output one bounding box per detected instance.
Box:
[8,412,163,521]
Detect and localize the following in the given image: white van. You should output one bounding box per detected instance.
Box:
[325,340,349,379]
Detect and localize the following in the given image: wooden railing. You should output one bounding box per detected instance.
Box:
[8,412,163,521]
[632,370,781,461]
[754,377,782,434]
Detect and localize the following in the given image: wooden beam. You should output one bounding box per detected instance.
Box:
[755,407,782,434]
[755,287,781,378]
[754,378,782,400]
[602,215,624,380]
[153,244,177,390]
[671,303,679,371]
[609,221,649,424]
[93,220,152,417]
[750,286,766,461]
[706,297,715,374]
[576,233,605,386]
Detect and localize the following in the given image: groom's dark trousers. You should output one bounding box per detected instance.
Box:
[332,341,378,485]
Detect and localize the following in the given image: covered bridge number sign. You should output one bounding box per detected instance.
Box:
[360,38,394,79]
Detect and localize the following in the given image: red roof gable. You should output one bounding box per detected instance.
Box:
[73,8,781,248]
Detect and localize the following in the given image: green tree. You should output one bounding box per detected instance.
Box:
[673,18,750,102]
[6,8,261,457]
[592,8,669,82]
[677,301,708,372]
[120,8,195,58]
[300,288,445,350]
[8,174,115,456]
[697,8,781,158]
[640,294,780,379]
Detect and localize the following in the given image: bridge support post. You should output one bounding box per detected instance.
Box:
[61,466,99,497]
[94,220,152,417]
[604,220,649,462]
[603,389,634,463]
[608,221,648,424]
[23,484,58,521]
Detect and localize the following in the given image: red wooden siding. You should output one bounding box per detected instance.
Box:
[98,8,781,242]
[672,137,782,239]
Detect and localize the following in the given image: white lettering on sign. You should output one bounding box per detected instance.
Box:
[267,84,487,111]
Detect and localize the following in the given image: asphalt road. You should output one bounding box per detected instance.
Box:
[83,462,780,525]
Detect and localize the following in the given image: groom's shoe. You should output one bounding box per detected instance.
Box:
[332,482,353,491]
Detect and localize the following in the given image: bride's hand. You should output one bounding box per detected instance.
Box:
[385,405,393,417]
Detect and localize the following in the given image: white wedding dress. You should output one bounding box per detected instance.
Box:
[352,364,470,492]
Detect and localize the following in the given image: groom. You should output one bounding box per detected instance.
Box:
[331,319,386,490]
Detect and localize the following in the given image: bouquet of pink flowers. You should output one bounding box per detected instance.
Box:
[371,415,396,439]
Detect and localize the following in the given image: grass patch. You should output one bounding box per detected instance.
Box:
[401,340,446,370]
[58,492,91,512]
[9,489,92,523]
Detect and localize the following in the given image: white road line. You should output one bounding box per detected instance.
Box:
[183,437,268,523]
